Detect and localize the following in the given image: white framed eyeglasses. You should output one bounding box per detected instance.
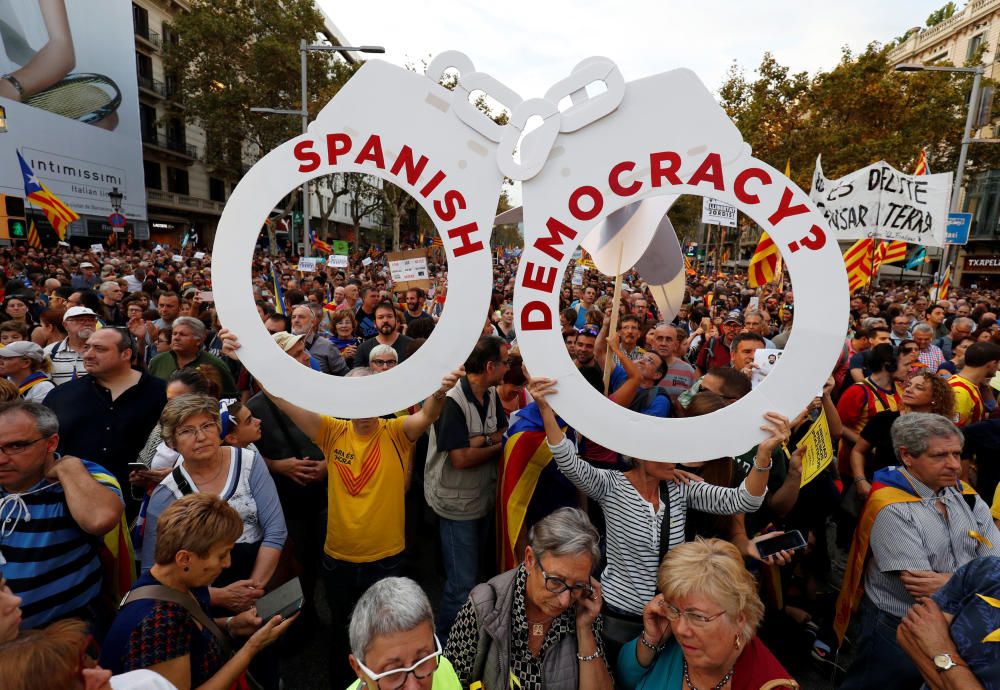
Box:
[355,635,442,690]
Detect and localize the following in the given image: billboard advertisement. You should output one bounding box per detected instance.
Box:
[0,0,146,236]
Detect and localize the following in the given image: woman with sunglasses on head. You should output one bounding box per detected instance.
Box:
[444,507,612,690]
[347,577,460,690]
[618,538,796,690]
[140,395,287,624]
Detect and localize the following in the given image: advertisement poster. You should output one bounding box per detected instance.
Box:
[0,0,146,229]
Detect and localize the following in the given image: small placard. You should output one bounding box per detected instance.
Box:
[329,254,349,268]
[297,257,317,272]
[362,257,373,266]
[90,244,104,253]
[172,254,184,263]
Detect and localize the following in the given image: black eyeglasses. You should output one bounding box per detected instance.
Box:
[899,347,918,354]
[538,560,593,598]
[0,436,49,456]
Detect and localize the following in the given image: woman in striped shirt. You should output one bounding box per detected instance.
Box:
[526,377,789,660]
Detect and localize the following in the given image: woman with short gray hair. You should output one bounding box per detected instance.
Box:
[347,577,460,690]
[444,507,613,690]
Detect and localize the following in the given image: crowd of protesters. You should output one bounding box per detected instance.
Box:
[0,238,998,690]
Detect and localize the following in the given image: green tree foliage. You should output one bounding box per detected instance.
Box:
[718,43,999,186]
[164,0,341,180]
[926,2,958,27]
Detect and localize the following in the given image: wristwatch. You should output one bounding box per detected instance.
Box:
[483,433,493,446]
[933,653,959,671]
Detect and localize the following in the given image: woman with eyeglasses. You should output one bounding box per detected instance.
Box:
[445,507,613,690]
[348,577,460,690]
[140,394,287,622]
[618,538,796,690]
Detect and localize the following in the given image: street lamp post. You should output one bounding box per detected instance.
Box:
[108,186,124,213]
[252,42,384,257]
[895,62,985,287]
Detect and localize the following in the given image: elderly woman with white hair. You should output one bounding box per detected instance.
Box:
[347,577,461,690]
[444,507,613,690]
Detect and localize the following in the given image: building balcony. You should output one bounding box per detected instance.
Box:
[142,131,198,163]
[889,0,1000,63]
[147,189,226,217]
[137,75,166,99]
[135,26,161,51]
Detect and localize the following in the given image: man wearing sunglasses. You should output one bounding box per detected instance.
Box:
[0,401,124,632]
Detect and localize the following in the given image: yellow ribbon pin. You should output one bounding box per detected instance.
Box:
[969,530,994,549]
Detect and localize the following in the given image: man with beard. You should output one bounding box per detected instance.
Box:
[43,306,97,385]
[290,303,348,375]
[355,300,414,366]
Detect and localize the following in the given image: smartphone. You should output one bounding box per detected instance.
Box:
[255,578,304,622]
[755,530,807,560]
[128,462,149,473]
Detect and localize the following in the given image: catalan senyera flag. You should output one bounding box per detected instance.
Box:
[431,235,443,248]
[26,221,42,249]
[497,405,574,571]
[843,238,876,292]
[913,147,930,176]
[747,232,783,287]
[17,150,79,241]
[881,240,907,265]
[869,240,888,277]
[579,248,597,270]
[88,469,136,604]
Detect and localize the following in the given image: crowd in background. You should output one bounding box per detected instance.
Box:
[0,239,998,689]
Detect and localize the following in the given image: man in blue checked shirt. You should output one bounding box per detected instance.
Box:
[0,401,123,634]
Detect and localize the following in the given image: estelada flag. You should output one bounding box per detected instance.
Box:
[18,150,78,241]
[843,238,876,292]
[497,405,574,571]
[747,232,782,288]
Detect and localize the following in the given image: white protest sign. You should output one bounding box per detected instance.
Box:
[701,196,738,227]
[212,53,502,418]
[752,348,783,387]
[172,254,184,263]
[571,266,584,286]
[388,254,429,282]
[361,257,373,267]
[297,257,317,272]
[329,254,349,268]
[194,251,206,259]
[58,241,70,247]
[514,64,848,462]
[90,244,104,253]
[809,155,951,246]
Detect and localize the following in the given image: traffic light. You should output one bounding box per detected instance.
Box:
[0,195,27,241]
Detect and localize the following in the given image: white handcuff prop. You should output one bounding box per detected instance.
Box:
[214,53,848,460]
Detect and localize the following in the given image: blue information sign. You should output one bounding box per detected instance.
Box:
[946,212,972,245]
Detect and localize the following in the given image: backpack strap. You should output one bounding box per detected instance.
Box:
[171,467,195,496]
[121,585,232,656]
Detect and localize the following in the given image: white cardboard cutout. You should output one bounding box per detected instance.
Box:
[212,58,503,417]
[514,67,848,462]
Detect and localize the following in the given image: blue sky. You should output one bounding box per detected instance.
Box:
[323,0,949,99]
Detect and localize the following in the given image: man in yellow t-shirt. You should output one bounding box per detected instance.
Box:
[219,326,462,686]
[948,342,1000,427]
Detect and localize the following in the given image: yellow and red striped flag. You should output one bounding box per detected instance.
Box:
[747,232,783,288]
[431,235,443,248]
[843,238,876,292]
[932,265,952,301]
[17,151,78,241]
[913,147,929,176]
[881,240,908,265]
[26,221,42,249]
